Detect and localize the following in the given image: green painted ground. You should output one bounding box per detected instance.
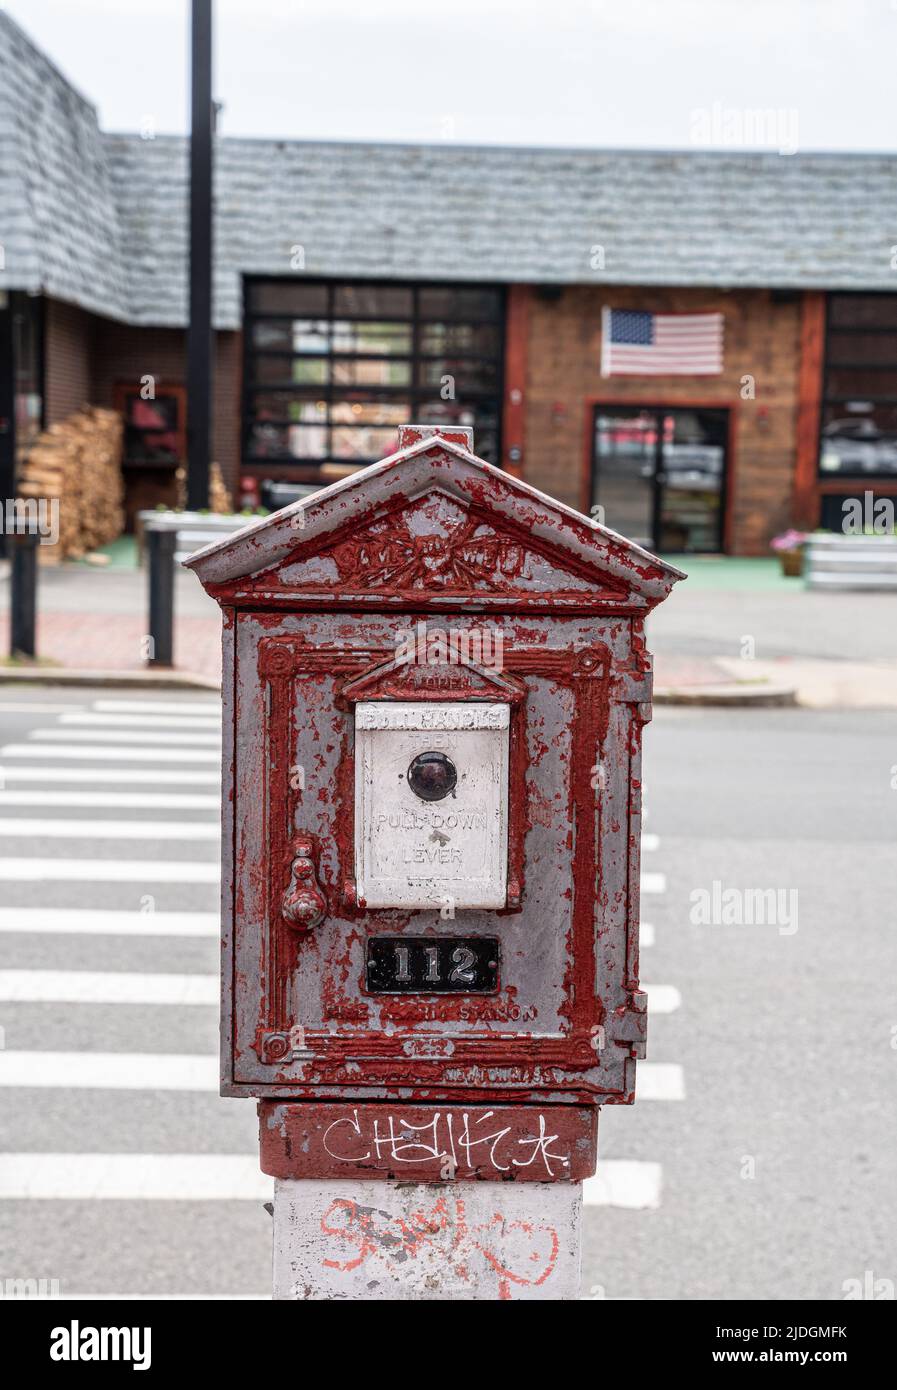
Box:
[74,536,138,569]
[661,556,799,590]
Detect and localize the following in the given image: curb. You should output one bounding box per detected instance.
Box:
[0,667,221,692]
[0,667,798,706]
[654,682,798,708]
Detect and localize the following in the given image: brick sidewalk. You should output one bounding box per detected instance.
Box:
[0,611,223,681]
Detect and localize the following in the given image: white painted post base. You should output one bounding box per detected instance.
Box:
[272,1178,582,1300]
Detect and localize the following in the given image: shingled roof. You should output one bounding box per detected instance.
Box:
[2,10,896,331]
[0,12,128,320]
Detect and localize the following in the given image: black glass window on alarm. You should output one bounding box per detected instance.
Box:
[243,279,505,479]
[407,751,458,802]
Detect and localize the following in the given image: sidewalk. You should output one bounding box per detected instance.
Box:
[1,556,895,707]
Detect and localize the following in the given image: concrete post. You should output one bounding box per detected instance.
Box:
[272,1178,582,1301]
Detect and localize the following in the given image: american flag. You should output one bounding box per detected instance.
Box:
[600,307,724,376]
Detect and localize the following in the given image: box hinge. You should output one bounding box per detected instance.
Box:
[614,665,653,712]
[608,989,648,1060]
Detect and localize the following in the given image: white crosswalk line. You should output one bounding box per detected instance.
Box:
[0,1153,268,1200]
[641,833,660,852]
[0,817,219,840]
[643,983,681,1014]
[0,702,87,714]
[0,1051,218,1091]
[641,872,666,894]
[640,922,655,947]
[60,713,221,730]
[30,728,222,746]
[1,744,220,762]
[0,908,218,936]
[0,790,219,809]
[0,766,219,784]
[582,1161,662,1209]
[0,858,219,882]
[92,700,221,716]
[0,970,217,1005]
[637,1063,685,1100]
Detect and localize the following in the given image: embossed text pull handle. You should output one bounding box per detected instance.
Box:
[282,837,326,932]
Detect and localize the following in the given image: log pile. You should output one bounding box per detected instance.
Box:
[174,461,233,513]
[18,407,125,562]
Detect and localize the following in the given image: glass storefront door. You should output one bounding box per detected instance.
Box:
[591,405,727,552]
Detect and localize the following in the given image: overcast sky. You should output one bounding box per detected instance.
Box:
[3,0,894,151]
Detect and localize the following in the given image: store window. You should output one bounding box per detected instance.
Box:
[114,384,186,469]
[243,280,504,478]
[113,382,187,529]
[819,295,897,476]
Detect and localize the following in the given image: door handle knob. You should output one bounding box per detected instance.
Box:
[282,837,326,932]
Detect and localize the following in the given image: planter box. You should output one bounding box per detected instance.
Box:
[137,510,265,566]
[805,534,897,591]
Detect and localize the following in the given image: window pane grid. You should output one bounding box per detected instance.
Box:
[244,279,504,469]
[820,294,897,477]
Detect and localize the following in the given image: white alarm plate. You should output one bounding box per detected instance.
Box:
[354,701,509,910]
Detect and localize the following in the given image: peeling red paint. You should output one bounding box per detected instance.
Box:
[187,427,681,1174]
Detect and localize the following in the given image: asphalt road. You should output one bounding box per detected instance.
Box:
[0,689,893,1299]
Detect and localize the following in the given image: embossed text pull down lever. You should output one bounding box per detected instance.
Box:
[281,837,326,932]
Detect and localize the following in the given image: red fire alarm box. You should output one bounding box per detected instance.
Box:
[185,425,682,1180]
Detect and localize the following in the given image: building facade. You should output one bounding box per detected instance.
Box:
[2,12,896,555]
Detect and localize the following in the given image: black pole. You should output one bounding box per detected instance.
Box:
[10,530,38,659]
[187,0,213,512]
[147,527,176,666]
[0,304,15,563]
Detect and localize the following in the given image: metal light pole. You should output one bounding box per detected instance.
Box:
[186,0,214,511]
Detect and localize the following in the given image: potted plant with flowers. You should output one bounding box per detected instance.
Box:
[770,529,807,577]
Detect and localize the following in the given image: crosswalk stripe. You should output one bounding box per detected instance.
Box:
[0,702,87,714]
[92,700,221,716]
[0,859,219,882]
[643,983,681,1014]
[60,713,221,730]
[0,745,221,762]
[0,818,219,841]
[0,970,217,1005]
[637,1063,685,1100]
[640,922,655,947]
[29,728,222,747]
[0,1050,682,1098]
[0,1153,268,1199]
[0,1153,661,1209]
[0,791,219,809]
[0,908,218,936]
[0,1156,665,1208]
[641,834,659,852]
[641,872,666,894]
[582,1161,662,1209]
[0,767,220,784]
[0,1051,218,1090]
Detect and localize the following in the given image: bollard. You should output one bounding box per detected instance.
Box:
[146,525,177,666]
[10,530,39,659]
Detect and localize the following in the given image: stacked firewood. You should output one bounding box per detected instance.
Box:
[174,460,233,514]
[18,407,125,562]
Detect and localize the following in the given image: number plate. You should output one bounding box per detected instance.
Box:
[366,937,499,994]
